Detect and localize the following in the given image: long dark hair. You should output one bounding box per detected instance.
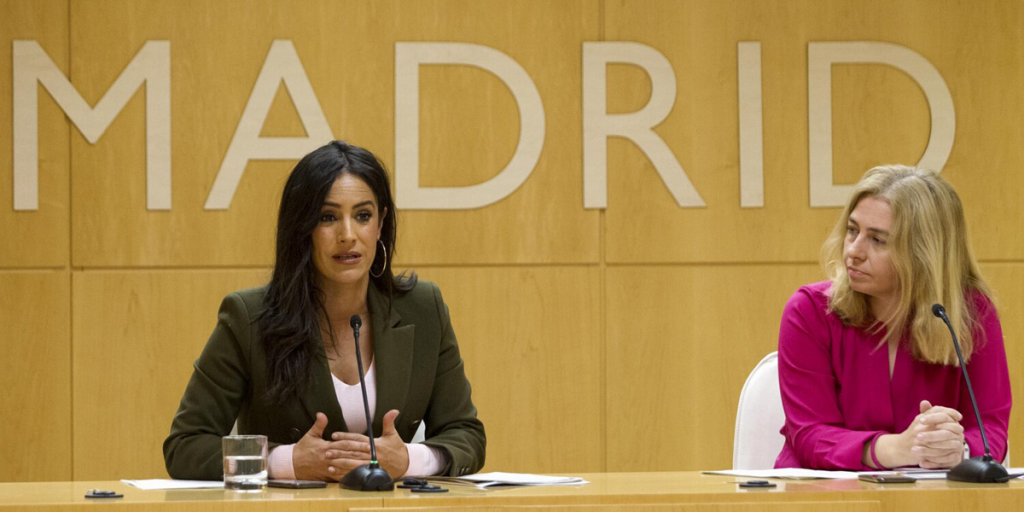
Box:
[259,140,416,403]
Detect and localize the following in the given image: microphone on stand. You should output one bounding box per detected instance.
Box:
[931,304,1010,483]
[339,315,394,491]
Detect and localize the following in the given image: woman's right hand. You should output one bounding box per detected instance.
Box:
[291,412,372,481]
[866,400,964,469]
[910,400,965,469]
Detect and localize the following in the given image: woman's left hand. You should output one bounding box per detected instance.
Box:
[329,409,410,479]
[374,409,410,478]
[912,400,966,469]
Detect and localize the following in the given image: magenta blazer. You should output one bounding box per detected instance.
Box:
[775,281,1011,470]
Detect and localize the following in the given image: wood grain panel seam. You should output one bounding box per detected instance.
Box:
[599,209,608,472]
[605,261,821,267]
[71,264,605,272]
[0,267,68,272]
[68,0,75,479]
[598,0,606,473]
[400,263,602,268]
[73,266,275,272]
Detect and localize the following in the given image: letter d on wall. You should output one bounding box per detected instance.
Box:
[808,42,955,207]
[394,43,544,209]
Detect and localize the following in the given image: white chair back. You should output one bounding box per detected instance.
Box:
[733,351,786,469]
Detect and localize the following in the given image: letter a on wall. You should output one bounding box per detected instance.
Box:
[205,40,334,210]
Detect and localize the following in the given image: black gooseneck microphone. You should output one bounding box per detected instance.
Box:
[339,315,394,491]
[931,303,1010,483]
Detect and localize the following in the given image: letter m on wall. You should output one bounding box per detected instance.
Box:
[13,40,171,210]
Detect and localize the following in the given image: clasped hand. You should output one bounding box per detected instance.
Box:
[291,410,410,481]
[901,400,966,469]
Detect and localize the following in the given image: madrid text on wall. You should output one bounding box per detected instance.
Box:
[10,40,954,212]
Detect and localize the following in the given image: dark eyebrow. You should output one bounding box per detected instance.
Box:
[321,200,376,210]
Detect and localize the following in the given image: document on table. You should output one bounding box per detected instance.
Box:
[429,472,589,489]
[702,469,858,480]
[705,468,1024,481]
[121,479,224,490]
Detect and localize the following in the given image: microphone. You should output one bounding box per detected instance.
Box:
[931,304,1009,483]
[339,315,394,491]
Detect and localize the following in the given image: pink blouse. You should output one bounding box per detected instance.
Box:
[268,360,448,478]
[775,281,1011,470]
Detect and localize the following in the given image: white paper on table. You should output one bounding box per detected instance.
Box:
[701,469,858,480]
[121,479,224,490]
[429,472,589,488]
[459,472,584,485]
[705,466,1024,482]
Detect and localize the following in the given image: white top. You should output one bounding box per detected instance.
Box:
[334,359,378,435]
[267,359,448,478]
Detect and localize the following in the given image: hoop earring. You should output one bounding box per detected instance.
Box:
[370,239,387,278]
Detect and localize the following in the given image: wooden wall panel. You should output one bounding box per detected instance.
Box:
[0,271,71,481]
[605,264,822,471]
[69,0,600,268]
[978,263,1024,466]
[71,266,602,478]
[0,0,69,267]
[415,266,604,473]
[72,270,269,480]
[602,0,1024,263]
[394,0,601,265]
[0,0,1020,483]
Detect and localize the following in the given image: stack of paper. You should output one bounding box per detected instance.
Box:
[701,469,858,480]
[121,479,224,490]
[704,468,1024,481]
[429,472,589,489]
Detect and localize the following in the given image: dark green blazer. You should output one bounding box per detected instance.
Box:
[163,280,486,480]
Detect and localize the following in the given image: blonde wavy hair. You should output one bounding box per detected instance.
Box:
[821,165,991,364]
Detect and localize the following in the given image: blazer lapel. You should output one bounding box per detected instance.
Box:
[368,285,414,437]
[299,331,348,437]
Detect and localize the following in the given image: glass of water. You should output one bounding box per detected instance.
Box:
[222,435,268,492]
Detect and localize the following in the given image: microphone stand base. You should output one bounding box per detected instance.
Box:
[947,455,1009,483]
[340,463,394,491]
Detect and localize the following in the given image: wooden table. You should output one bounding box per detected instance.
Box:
[1,472,1022,512]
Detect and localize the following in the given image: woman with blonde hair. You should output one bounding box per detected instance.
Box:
[775,165,1011,470]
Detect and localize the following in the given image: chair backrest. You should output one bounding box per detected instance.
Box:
[733,351,786,469]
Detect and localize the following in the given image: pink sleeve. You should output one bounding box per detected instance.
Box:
[268,442,449,480]
[403,443,450,477]
[960,295,1012,462]
[778,289,884,470]
[268,444,296,480]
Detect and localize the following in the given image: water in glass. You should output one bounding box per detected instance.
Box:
[223,454,268,491]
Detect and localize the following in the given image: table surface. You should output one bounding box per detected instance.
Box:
[1,472,1022,509]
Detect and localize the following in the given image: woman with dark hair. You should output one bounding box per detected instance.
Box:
[164,141,485,481]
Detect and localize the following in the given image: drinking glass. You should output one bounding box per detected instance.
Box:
[222,435,268,492]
